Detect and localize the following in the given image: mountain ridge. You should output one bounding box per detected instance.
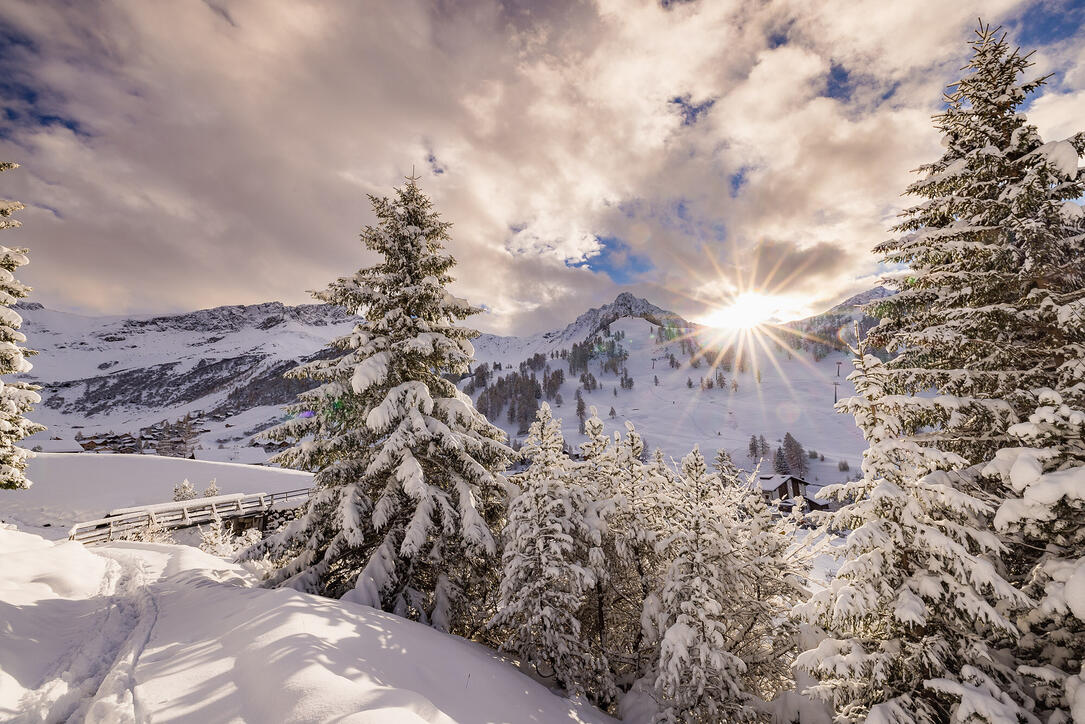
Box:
[16,289,875,468]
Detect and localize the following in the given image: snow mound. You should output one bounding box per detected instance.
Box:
[0,527,611,723]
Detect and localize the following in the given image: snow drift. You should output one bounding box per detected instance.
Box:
[0,525,611,723]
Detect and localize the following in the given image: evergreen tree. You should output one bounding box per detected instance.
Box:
[173,478,198,501]
[577,407,621,702]
[650,447,754,722]
[869,24,1085,466]
[796,340,1033,722]
[758,435,770,457]
[240,178,512,634]
[0,162,44,490]
[782,432,808,478]
[491,403,609,696]
[714,448,740,482]
[652,448,668,474]
[606,420,666,685]
[855,24,1085,718]
[727,477,809,705]
[986,388,1085,717]
[576,389,587,434]
[748,435,759,460]
[772,447,790,475]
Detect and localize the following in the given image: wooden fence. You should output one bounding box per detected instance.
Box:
[67,488,311,544]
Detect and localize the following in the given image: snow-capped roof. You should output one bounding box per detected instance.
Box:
[751,473,806,492]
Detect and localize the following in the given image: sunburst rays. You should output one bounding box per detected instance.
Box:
[641,238,852,425]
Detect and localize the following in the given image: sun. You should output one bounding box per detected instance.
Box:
[699,292,783,330]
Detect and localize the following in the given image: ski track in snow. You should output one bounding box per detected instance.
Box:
[1,528,612,724]
[15,550,152,723]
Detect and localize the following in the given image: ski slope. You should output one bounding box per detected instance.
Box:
[471,317,866,485]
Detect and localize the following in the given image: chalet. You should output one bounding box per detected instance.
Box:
[750,473,830,511]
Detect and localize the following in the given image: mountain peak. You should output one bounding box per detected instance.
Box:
[542,292,689,345]
[828,286,894,314]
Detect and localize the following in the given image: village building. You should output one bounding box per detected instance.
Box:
[750,473,831,511]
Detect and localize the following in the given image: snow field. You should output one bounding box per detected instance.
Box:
[0,526,613,723]
[1,452,312,539]
[472,316,866,483]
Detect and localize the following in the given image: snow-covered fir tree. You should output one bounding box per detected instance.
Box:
[173,479,198,501]
[203,478,219,497]
[650,447,754,722]
[726,475,809,706]
[651,447,668,475]
[714,448,740,482]
[240,178,512,633]
[857,24,1085,720]
[796,340,1034,723]
[606,420,666,687]
[869,25,1085,466]
[986,387,1085,716]
[490,403,610,697]
[979,179,1085,718]
[576,407,622,702]
[0,162,44,490]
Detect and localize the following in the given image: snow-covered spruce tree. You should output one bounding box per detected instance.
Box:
[576,407,622,701]
[796,339,1034,723]
[490,403,611,697]
[869,24,1085,466]
[605,420,666,687]
[860,24,1085,719]
[726,473,810,706]
[239,178,512,633]
[714,448,740,482]
[986,386,1085,716]
[651,447,754,722]
[980,218,1085,718]
[173,478,198,501]
[0,162,44,490]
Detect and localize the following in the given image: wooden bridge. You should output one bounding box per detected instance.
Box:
[67,488,311,544]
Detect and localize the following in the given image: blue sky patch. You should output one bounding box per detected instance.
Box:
[669,94,716,126]
[567,236,654,284]
[1010,0,1085,48]
[729,167,749,197]
[824,63,852,102]
[426,152,445,175]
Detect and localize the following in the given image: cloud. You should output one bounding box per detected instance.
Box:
[0,0,1081,335]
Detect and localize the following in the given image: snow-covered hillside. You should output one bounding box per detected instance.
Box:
[0,525,611,723]
[1,453,312,539]
[473,315,864,484]
[14,292,869,482]
[16,300,355,463]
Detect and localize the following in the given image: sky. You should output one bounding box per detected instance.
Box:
[1,0,1084,335]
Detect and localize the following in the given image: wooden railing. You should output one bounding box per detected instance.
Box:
[67,488,311,544]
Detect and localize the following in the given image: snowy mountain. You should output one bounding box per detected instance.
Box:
[472,291,691,364]
[16,291,872,478]
[825,286,895,314]
[778,286,893,360]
